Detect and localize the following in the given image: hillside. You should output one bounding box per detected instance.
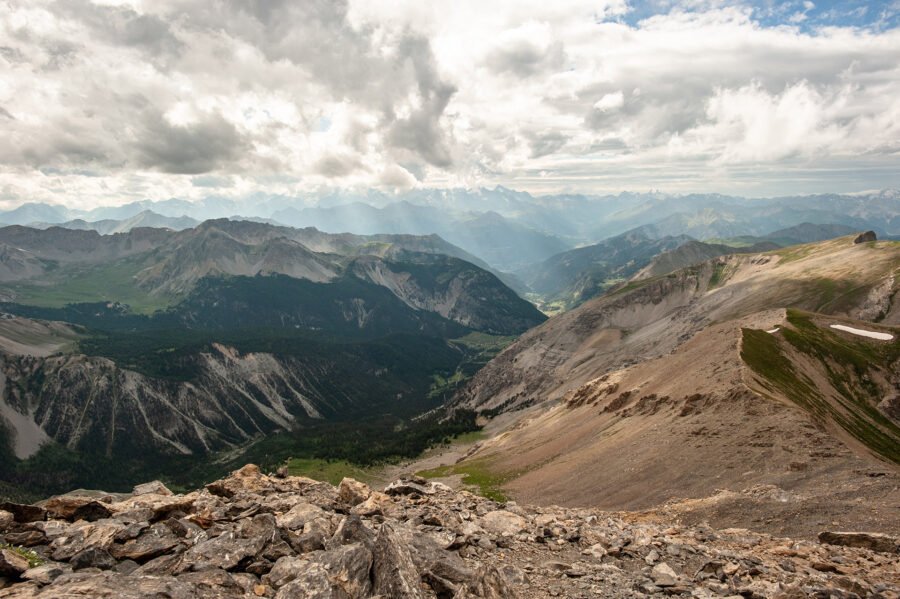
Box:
[446,236,900,535]
[632,239,779,280]
[519,230,690,311]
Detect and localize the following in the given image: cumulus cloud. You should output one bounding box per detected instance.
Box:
[0,0,898,204]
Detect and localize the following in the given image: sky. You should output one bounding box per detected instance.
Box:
[1,0,899,208]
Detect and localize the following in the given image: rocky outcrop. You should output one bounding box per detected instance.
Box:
[854,231,877,244]
[0,347,340,458]
[0,465,897,597]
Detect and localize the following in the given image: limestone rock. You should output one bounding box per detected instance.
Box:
[21,563,69,586]
[0,549,29,577]
[275,502,325,531]
[0,464,897,599]
[651,562,679,587]
[480,510,528,537]
[132,481,174,497]
[384,480,433,497]
[819,531,899,554]
[372,522,424,598]
[0,503,46,524]
[338,478,371,506]
[0,510,14,531]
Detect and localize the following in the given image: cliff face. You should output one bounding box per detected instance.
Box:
[0,347,340,458]
[454,263,713,414]
[0,466,896,598]
[349,255,546,335]
[0,336,456,460]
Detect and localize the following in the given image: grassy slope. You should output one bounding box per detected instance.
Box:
[742,310,900,464]
[1,257,172,314]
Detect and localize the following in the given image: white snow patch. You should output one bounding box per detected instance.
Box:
[766,327,780,334]
[829,324,894,341]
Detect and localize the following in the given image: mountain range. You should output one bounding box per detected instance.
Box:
[0,220,544,496]
[4,188,899,274]
[0,190,897,542]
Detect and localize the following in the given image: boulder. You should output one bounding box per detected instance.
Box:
[0,509,13,531]
[2,531,45,548]
[0,549,30,578]
[384,480,433,497]
[272,562,347,599]
[480,510,528,537]
[338,478,371,506]
[108,493,197,523]
[818,531,899,554]
[178,514,275,572]
[42,496,109,521]
[132,481,174,497]
[275,502,325,531]
[177,568,245,595]
[9,571,202,598]
[70,547,117,571]
[21,563,69,586]
[454,564,517,599]
[50,520,126,561]
[0,503,46,524]
[261,556,307,590]
[372,522,424,598]
[327,515,375,551]
[350,492,393,517]
[109,523,181,562]
[854,231,877,244]
[206,464,270,498]
[311,543,373,598]
[651,562,679,587]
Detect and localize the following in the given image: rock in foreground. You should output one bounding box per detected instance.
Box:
[0,465,897,597]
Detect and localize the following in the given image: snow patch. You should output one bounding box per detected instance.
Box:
[829,324,894,341]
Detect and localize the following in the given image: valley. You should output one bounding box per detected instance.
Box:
[0,221,542,500]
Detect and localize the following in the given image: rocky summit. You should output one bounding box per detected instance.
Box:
[0,466,897,598]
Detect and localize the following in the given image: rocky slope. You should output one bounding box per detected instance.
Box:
[632,239,777,281]
[455,236,900,414]
[0,466,897,598]
[446,237,900,535]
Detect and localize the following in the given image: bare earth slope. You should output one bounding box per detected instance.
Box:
[450,237,900,537]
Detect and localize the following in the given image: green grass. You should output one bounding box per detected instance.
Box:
[1,258,172,314]
[708,262,729,288]
[771,243,817,264]
[448,430,487,445]
[428,370,467,399]
[450,331,517,353]
[0,543,45,568]
[742,310,900,464]
[285,458,374,485]
[419,456,524,503]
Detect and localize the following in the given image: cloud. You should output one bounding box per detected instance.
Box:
[0,0,898,204]
[133,111,247,174]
